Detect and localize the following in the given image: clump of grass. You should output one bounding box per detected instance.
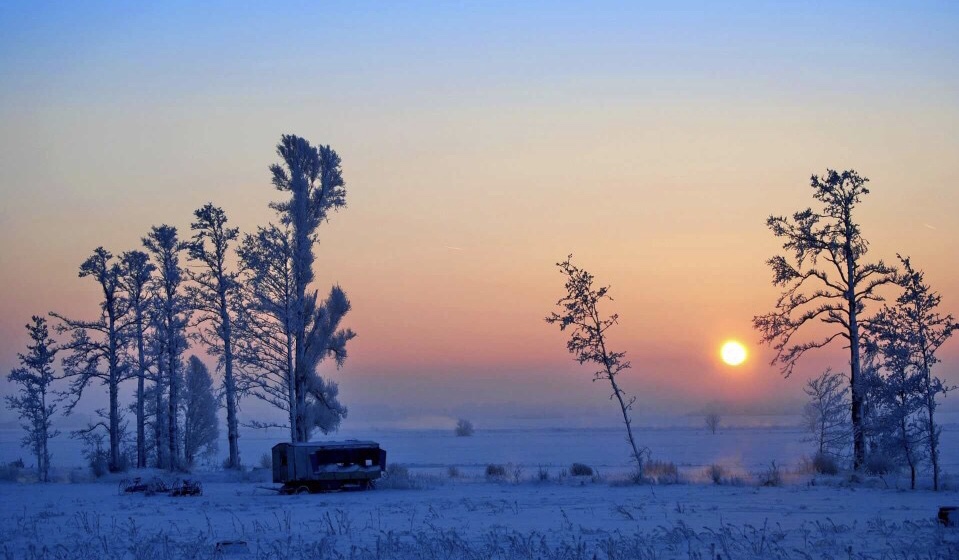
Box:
[758,461,783,487]
[707,464,725,485]
[447,465,461,478]
[570,463,593,477]
[536,466,549,482]
[644,460,680,484]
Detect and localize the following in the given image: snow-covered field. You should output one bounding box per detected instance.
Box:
[2,423,959,558]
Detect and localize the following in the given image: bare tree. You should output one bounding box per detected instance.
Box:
[704,412,721,434]
[119,250,154,468]
[455,418,475,437]
[752,170,896,470]
[186,203,241,468]
[871,255,956,490]
[144,225,191,470]
[5,317,60,482]
[801,369,851,460]
[52,248,132,472]
[182,356,219,469]
[546,255,646,469]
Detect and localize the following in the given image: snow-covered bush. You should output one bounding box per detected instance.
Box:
[485,464,507,479]
[0,460,24,482]
[259,453,272,470]
[447,465,461,478]
[454,419,474,437]
[537,466,549,481]
[813,452,840,475]
[378,464,415,489]
[863,452,898,476]
[570,463,593,477]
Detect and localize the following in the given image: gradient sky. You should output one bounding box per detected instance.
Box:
[1,1,957,429]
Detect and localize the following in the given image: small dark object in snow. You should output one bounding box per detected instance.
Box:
[939,506,958,527]
[214,540,250,556]
[171,479,203,496]
[119,476,169,496]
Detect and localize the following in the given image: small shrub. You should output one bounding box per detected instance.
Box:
[0,462,23,482]
[454,419,474,437]
[707,464,725,485]
[447,465,461,478]
[379,464,416,489]
[259,453,272,470]
[485,463,507,479]
[570,463,593,477]
[864,453,898,476]
[537,466,549,482]
[507,463,524,483]
[758,461,782,487]
[813,452,840,475]
[644,460,680,484]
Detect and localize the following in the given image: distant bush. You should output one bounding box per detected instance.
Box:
[813,452,840,475]
[454,419,474,437]
[259,453,272,470]
[644,460,680,484]
[447,465,461,478]
[758,461,782,487]
[707,464,725,485]
[0,461,23,482]
[864,453,897,476]
[537,466,549,482]
[485,464,507,479]
[570,463,593,477]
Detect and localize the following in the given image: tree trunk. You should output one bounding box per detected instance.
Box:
[221,297,240,469]
[845,236,865,471]
[108,313,121,472]
[135,313,147,469]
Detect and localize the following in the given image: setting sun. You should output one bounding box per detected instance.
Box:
[720,341,747,366]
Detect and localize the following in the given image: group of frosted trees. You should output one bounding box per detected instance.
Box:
[755,170,956,489]
[5,135,355,477]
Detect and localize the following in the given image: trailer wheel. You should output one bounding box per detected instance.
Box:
[295,485,311,495]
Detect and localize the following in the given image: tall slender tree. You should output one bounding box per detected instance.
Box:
[753,170,896,469]
[186,203,241,468]
[546,256,647,470]
[52,247,131,472]
[267,135,354,442]
[6,317,60,482]
[143,225,190,470]
[871,255,956,489]
[119,250,154,468]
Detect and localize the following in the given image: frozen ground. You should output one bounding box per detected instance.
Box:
[2,423,959,558]
[1,471,958,559]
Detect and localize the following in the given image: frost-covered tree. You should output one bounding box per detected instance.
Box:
[261,135,355,442]
[753,170,896,470]
[144,225,191,470]
[871,256,956,490]
[186,203,241,468]
[5,317,60,482]
[182,356,219,468]
[235,225,297,439]
[546,256,646,469]
[801,369,851,460]
[52,248,132,472]
[704,412,720,434]
[119,250,154,468]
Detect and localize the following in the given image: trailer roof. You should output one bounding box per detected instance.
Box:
[272,440,380,450]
